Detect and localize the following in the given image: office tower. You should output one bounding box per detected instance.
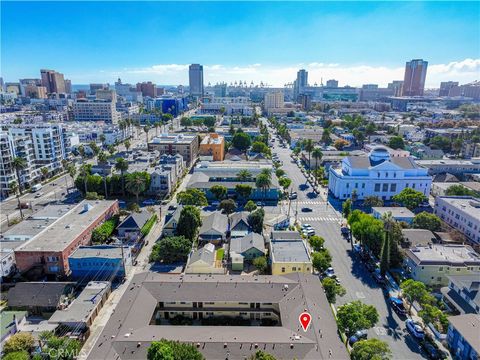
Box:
[447,81,480,100]
[136,81,156,98]
[90,83,108,95]
[326,79,339,88]
[439,81,459,96]
[293,69,308,101]
[24,85,48,99]
[64,79,72,94]
[189,64,204,97]
[40,69,66,94]
[264,91,284,110]
[402,59,428,96]
[388,80,404,97]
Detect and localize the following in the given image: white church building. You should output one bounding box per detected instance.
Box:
[328,146,432,201]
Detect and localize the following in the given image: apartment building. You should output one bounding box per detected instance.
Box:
[14,200,119,277]
[404,244,480,287]
[434,196,480,246]
[264,91,284,113]
[73,99,121,123]
[200,97,253,116]
[270,231,312,275]
[148,133,199,166]
[199,133,225,161]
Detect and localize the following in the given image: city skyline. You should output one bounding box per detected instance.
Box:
[1,1,479,87]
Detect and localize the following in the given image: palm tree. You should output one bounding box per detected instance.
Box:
[260,168,272,180]
[126,173,146,203]
[77,144,86,160]
[312,148,323,170]
[154,121,161,137]
[9,181,24,220]
[144,125,151,143]
[98,151,108,164]
[79,164,90,195]
[115,158,129,196]
[67,164,76,193]
[124,139,131,153]
[303,139,314,172]
[40,166,49,181]
[12,157,27,195]
[237,169,252,182]
[255,173,272,205]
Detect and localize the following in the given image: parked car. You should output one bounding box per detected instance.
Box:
[348,329,368,345]
[406,319,425,340]
[301,223,312,230]
[289,192,298,200]
[421,340,447,359]
[301,207,313,212]
[373,269,386,285]
[353,244,362,254]
[34,192,43,198]
[341,226,350,238]
[389,297,407,316]
[142,199,157,206]
[168,205,177,211]
[17,202,30,209]
[118,200,127,209]
[324,267,335,277]
[302,229,315,237]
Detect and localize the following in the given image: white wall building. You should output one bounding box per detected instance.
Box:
[328,146,432,200]
[73,100,121,123]
[434,196,480,246]
[264,91,284,112]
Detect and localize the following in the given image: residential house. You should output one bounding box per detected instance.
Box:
[229,233,265,261]
[198,211,228,244]
[372,207,415,224]
[184,243,224,274]
[117,210,154,240]
[401,229,437,248]
[441,275,480,315]
[270,231,312,275]
[447,314,480,360]
[230,212,252,238]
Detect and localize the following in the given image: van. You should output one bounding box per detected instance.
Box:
[31,184,43,192]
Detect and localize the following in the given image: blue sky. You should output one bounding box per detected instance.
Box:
[1,1,479,86]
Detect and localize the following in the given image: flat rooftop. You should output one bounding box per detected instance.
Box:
[149,133,196,144]
[448,314,480,354]
[436,196,480,219]
[406,244,480,266]
[87,272,347,360]
[271,234,311,264]
[15,200,117,253]
[373,207,415,218]
[69,245,125,260]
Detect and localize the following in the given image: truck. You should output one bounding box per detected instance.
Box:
[31,184,43,192]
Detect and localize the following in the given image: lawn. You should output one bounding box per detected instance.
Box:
[216,248,225,261]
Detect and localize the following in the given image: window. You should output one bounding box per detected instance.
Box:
[382,183,388,192]
[412,183,416,189]
[281,267,285,273]
[362,183,365,189]
[292,267,296,271]
[374,184,381,192]
[390,184,397,192]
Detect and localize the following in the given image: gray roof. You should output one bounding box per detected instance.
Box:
[86,272,348,360]
[117,209,152,230]
[8,282,73,308]
[198,212,228,236]
[448,314,480,354]
[373,207,415,218]
[188,243,215,266]
[347,156,418,169]
[445,275,480,312]
[230,233,265,255]
[230,211,251,229]
[401,229,437,247]
[271,238,311,264]
[49,281,111,325]
[271,230,303,241]
[69,245,126,260]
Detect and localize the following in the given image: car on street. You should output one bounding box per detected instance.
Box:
[301,223,312,229]
[168,205,177,211]
[421,340,447,359]
[373,269,386,285]
[353,244,362,254]
[142,199,157,206]
[301,207,313,212]
[289,192,298,200]
[341,226,350,237]
[256,201,265,207]
[324,267,335,276]
[389,297,407,316]
[302,229,315,237]
[17,202,30,209]
[348,329,368,346]
[406,319,425,340]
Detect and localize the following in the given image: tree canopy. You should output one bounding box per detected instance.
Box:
[232,132,252,152]
[177,189,208,206]
[218,199,236,214]
[388,136,405,150]
[336,301,379,337]
[3,333,35,354]
[351,338,392,360]
[150,236,192,263]
[322,277,346,304]
[445,184,479,197]
[176,205,202,241]
[147,339,204,360]
[413,212,442,231]
[392,188,427,210]
[311,249,332,273]
[247,208,265,234]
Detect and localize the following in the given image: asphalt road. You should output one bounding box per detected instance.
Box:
[270,130,426,360]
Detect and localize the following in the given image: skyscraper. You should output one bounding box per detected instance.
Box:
[439,81,459,96]
[189,64,204,97]
[40,69,66,94]
[293,69,308,101]
[402,59,428,96]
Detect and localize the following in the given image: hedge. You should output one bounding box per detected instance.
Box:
[141,214,157,237]
[91,215,119,244]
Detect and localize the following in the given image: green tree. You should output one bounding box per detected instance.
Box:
[392,188,427,210]
[248,350,276,360]
[89,141,100,156]
[4,351,30,360]
[419,304,449,333]
[115,158,129,196]
[8,181,24,220]
[218,199,236,214]
[40,166,49,180]
[244,200,257,212]
[275,169,285,178]
[336,301,379,337]
[177,189,208,206]
[144,125,151,142]
[180,117,192,128]
[12,157,27,194]
[321,128,332,145]
[312,249,332,273]
[150,236,192,263]
[3,333,35,354]
[147,339,204,360]
[351,339,392,360]
[400,279,429,313]
[247,208,265,234]
[322,277,346,304]
[176,205,202,241]
[252,256,268,274]
[78,164,90,195]
[255,173,272,203]
[278,177,292,192]
[342,198,352,219]
[237,169,252,182]
[348,211,385,256]
[235,184,253,200]
[125,172,147,202]
[124,139,131,153]
[308,235,325,252]
[98,151,108,164]
[363,195,384,208]
[428,136,451,152]
[388,136,405,150]
[303,139,315,171]
[445,184,479,197]
[251,141,270,155]
[333,138,349,150]
[232,132,252,152]
[413,212,442,231]
[210,185,228,201]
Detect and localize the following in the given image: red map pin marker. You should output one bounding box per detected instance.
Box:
[299,312,312,332]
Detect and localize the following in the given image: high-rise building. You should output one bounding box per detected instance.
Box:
[293,69,308,101]
[64,79,72,94]
[73,99,121,123]
[40,69,66,94]
[90,83,108,95]
[136,81,156,98]
[402,59,428,96]
[264,91,284,110]
[24,84,48,99]
[439,81,459,96]
[326,79,338,88]
[447,81,480,100]
[388,80,404,97]
[189,64,204,97]
[96,89,117,103]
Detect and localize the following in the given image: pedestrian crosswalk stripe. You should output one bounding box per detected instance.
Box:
[295,201,327,205]
[298,216,341,222]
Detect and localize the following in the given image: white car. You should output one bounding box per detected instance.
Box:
[302,229,315,237]
[301,223,312,229]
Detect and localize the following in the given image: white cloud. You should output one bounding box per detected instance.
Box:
[88,58,479,88]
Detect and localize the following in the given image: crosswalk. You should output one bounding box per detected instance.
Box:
[298,216,341,222]
[294,200,327,205]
